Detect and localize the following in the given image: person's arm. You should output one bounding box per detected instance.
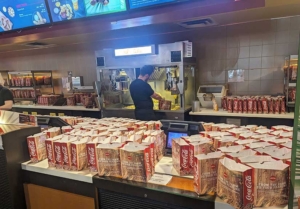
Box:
[0,100,13,110]
[151,92,163,101]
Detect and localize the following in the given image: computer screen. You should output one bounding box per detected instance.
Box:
[167,131,188,149]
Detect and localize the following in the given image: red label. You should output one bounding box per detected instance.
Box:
[223,172,228,178]
[180,145,190,174]
[243,169,254,208]
[127,155,132,160]
[211,164,216,169]
[144,146,152,180]
[270,176,276,181]
[53,141,62,168]
[27,137,38,162]
[45,140,55,166]
[105,152,110,157]
[87,143,98,172]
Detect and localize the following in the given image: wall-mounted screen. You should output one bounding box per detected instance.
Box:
[128,0,176,9]
[84,0,126,16]
[47,0,86,22]
[0,0,50,32]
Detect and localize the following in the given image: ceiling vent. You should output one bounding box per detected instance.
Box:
[23,42,57,49]
[177,17,217,28]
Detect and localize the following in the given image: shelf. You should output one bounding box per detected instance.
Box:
[35,85,53,88]
[14,98,36,101]
[9,86,34,89]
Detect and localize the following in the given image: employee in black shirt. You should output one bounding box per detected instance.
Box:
[130,65,163,121]
[0,83,13,110]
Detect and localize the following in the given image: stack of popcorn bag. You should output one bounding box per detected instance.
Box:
[27,117,294,209]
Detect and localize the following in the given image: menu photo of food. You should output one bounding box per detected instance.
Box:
[84,0,126,16]
[47,0,87,22]
[0,0,50,32]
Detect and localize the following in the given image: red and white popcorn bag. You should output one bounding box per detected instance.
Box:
[255,129,272,135]
[217,145,244,153]
[45,135,63,167]
[254,146,277,155]
[238,155,276,164]
[61,126,73,134]
[217,157,254,209]
[269,130,284,137]
[61,137,78,170]
[251,134,269,141]
[70,137,90,171]
[87,140,99,172]
[194,152,224,195]
[203,123,214,132]
[27,133,47,163]
[283,126,293,132]
[280,141,292,149]
[120,144,152,182]
[240,125,258,132]
[182,135,210,143]
[239,132,257,140]
[97,143,123,177]
[228,128,248,138]
[172,138,190,176]
[226,149,257,162]
[271,125,290,131]
[247,161,289,207]
[279,132,293,139]
[213,136,237,149]
[189,139,214,172]
[45,127,61,138]
[246,142,273,149]
[234,139,255,146]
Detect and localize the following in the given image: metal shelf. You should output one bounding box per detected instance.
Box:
[9,86,34,89]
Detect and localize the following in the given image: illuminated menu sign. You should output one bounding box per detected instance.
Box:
[48,0,126,22]
[114,45,155,57]
[84,0,126,16]
[47,0,86,22]
[128,0,176,9]
[0,0,50,32]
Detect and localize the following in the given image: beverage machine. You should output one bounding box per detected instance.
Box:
[94,42,196,120]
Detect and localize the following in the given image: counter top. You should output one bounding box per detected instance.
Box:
[13,104,100,112]
[190,108,294,119]
[21,160,95,183]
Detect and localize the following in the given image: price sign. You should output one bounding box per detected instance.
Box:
[50,113,56,116]
[58,113,65,116]
[31,112,37,116]
[23,111,28,115]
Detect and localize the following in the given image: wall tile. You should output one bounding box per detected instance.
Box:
[236,81,249,92]
[261,68,274,80]
[275,43,289,56]
[243,69,249,81]
[239,47,250,58]
[250,34,263,46]
[274,56,286,68]
[275,31,289,44]
[260,80,273,92]
[249,69,261,81]
[226,59,238,69]
[262,44,275,57]
[250,45,262,58]
[288,43,299,55]
[290,16,300,30]
[249,58,262,69]
[262,57,275,68]
[227,37,239,48]
[289,30,300,43]
[237,58,249,69]
[273,68,284,79]
[262,33,276,45]
[276,18,290,31]
[227,48,239,59]
[248,80,261,92]
[228,83,237,94]
[239,35,250,47]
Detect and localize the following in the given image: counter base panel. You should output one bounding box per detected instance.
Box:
[0,150,14,209]
[24,184,95,209]
[191,115,293,128]
[103,109,190,120]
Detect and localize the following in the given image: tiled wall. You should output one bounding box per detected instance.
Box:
[196,16,300,96]
[0,16,299,96]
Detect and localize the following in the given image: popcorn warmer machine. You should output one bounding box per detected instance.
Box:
[95,42,196,120]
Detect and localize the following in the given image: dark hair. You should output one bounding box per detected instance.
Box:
[140,65,154,76]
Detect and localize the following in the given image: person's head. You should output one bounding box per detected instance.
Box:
[139,65,154,82]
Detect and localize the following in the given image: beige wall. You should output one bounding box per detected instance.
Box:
[0,16,299,95]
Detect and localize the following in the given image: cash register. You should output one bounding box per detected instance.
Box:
[160,120,204,154]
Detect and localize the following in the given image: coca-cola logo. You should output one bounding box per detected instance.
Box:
[189,149,194,165]
[71,147,77,166]
[245,175,252,201]
[28,140,37,157]
[88,147,95,165]
[181,149,189,169]
[127,155,132,160]
[62,146,69,163]
[105,152,110,157]
[145,153,151,172]
[194,161,199,182]
[270,176,276,181]
[46,143,53,160]
[211,164,216,169]
[55,145,61,163]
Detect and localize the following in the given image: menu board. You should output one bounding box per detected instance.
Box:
[47,0,86,22]
[0,0,50,32]
[128,0,176,9]
[84,0,126,17]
